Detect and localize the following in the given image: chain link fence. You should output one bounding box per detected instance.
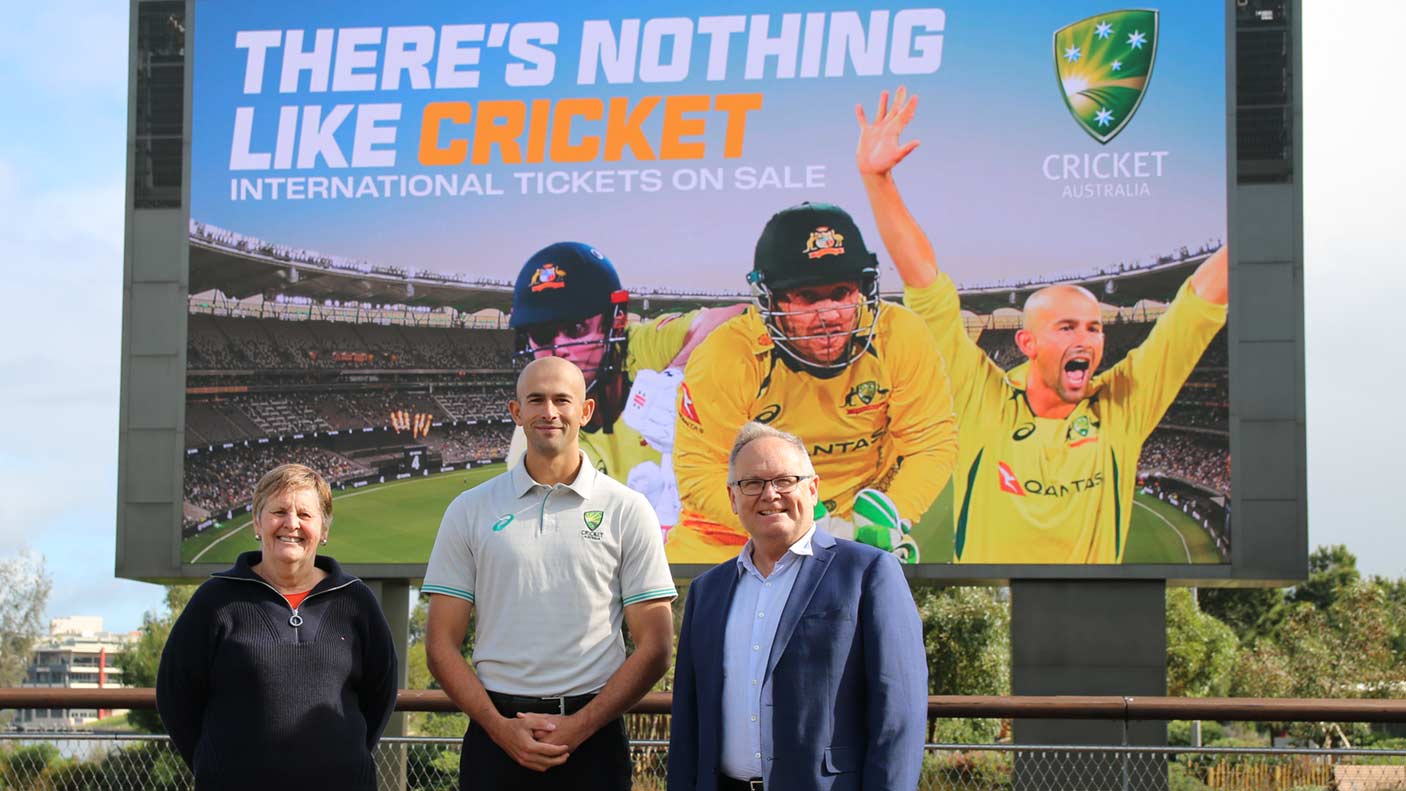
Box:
[2,732,1405,791]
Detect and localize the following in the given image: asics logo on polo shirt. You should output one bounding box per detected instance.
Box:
[491,514,514,532]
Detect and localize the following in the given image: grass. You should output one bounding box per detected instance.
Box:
[183,464,1225,566]
[182,465,504,565]
[908,482,1226,564]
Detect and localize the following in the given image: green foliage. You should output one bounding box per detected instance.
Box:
[1231,581,1396,747]
[405,742,460,791]
[0,743,61,791]
[47,760,106,791]
[1373,575,1406,667]
[915,586,1010,696]
[1198,586,1283,644]
[117,585,196,732]
[913,585,1009,743]
[0,551,52,695]
[1168,719,1226,746]
[1168,761,1213,791]
[406,593,477,737]
[1291,545,1361,611]
[919,749,1012,791]
[1166,588,1239,697]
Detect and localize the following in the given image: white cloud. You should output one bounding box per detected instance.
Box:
[1302,0,1406,578]
[1,2,129,99]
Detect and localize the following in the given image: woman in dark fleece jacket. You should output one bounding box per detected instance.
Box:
[157,464,397,791]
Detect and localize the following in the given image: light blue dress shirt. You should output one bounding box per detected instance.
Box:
[719,525,816,780]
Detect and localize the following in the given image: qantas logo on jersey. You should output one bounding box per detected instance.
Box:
[998,462,1105,497]
[997,462,1024,495]
[813,428,887,455]
[679,383,701,427]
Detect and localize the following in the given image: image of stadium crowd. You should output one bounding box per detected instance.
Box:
[187,314,512,370]
[181,229,1231,537]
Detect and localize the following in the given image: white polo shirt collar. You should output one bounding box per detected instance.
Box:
[510,450,597,499]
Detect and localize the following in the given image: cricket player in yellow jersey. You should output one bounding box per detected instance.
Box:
[508,242,743,533]
[855,87,1229,563]
[670,202,959,564]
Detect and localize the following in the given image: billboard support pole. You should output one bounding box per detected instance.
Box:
[1011,580,1167,791]
[367,579,411,791]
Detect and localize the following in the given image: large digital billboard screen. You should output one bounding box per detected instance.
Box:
[180,0,1229,570]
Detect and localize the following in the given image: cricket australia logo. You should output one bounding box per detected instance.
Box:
[529,263,567,292]
[1054,10,1159,144]
[843,380,890,414]
[803,226,846,259]
[580,510,605,541]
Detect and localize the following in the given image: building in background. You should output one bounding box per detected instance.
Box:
[15,617,137,730]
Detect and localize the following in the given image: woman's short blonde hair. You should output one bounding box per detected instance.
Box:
[252,464,333,527]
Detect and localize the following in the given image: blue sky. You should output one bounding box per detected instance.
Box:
[0,0,1402,632]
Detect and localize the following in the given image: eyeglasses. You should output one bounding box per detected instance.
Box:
[729,475,813,496]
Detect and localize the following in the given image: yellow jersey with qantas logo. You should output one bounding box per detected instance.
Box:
[903,275,1226,564]
[510,311,696,480]
[671,302,958,560]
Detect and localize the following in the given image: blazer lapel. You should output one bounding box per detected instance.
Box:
[763,529,836,684]
[701,567,743,687]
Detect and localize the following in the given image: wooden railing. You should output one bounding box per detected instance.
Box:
[4,689,1406,722]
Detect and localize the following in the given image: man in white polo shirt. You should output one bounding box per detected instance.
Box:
[424,356,676,791]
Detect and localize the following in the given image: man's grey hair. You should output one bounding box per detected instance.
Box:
[727,421,815,481]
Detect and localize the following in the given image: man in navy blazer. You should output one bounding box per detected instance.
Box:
[668,422,927,791]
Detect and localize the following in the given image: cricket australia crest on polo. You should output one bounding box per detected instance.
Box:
[1053,10,1159,144]
[581,510,605,540]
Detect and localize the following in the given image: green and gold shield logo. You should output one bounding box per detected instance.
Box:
[843,380,888,408]
[1053,10,1158,144]
[583,511,604,531]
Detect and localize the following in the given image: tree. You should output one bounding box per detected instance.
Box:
[1198,586,1282,644]
[116,586,196,732]
[913,585,1010,743]
[405,593,473,738]
[1289,545,1360,612]
[0,550,52,691]
[1231,582,1396,747]
[1372,575,1406,667]
[1165,588,1238,697]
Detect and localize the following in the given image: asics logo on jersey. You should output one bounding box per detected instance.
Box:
[1012,422,1037,441]
[754,403,782,424]
[997,462,1025,496]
